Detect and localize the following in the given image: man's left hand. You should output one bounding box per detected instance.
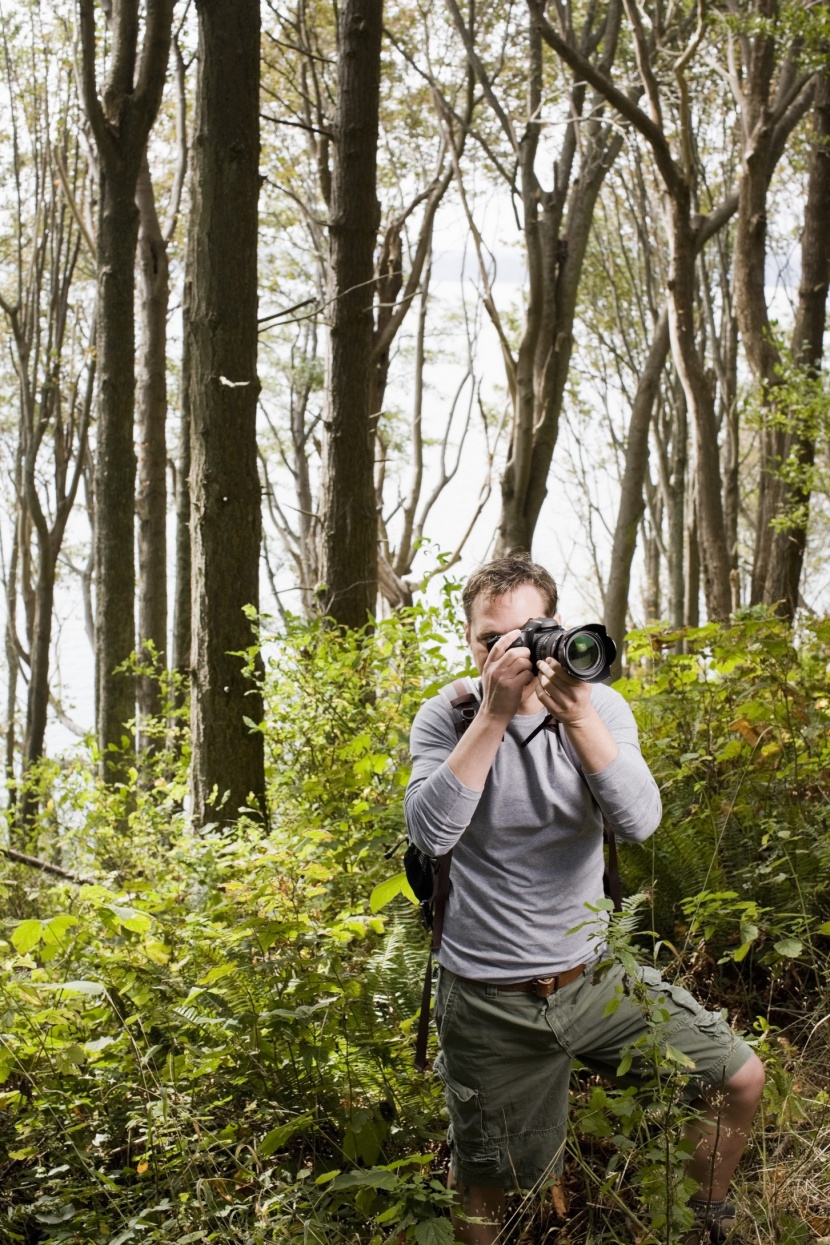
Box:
[536,657,619,774]
[536,658,592,726]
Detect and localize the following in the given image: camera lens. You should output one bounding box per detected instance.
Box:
[564,630,603,677]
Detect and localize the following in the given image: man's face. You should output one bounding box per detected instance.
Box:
[465,584,550,675]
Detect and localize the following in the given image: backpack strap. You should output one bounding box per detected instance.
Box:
[415,679,475,1070]
[414,851,452,1072]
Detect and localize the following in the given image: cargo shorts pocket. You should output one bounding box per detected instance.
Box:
[637,965,732,1055]
[434,1053,499,1172]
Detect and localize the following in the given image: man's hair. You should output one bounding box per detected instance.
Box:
[462,553,558,621]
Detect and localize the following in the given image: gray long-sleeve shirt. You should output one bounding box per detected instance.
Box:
[404,680,662,980]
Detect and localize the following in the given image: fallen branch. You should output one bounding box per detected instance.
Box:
[1,846,94,886]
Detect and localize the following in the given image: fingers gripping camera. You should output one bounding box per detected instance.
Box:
[485,618,616,683]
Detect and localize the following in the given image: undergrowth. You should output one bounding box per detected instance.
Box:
[0,605,828,1243]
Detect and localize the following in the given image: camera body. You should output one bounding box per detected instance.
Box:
[485,617,616,683]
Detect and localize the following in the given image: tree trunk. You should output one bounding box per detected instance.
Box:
[94,179,141,762]
[78,0,174,774]
[685,484,701,628]
[667,379,688,631]
[666,196,733,620]
[605,308,670,676]
[135,151,169,745]
[20,554,56,827]
[188,0,265,827]
[172,260,192,708]
[495,7,624,554]
[763,69,830,616]
[320,0,383,628]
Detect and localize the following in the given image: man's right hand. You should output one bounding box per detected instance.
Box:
[479,629,535,721]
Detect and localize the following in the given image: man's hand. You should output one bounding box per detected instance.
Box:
[480,630,535,721]
[537,657,619,775]
[536,658,592,725]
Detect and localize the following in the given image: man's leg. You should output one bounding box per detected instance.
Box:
[447,1169,505,1245]
[684,1053,765,1199]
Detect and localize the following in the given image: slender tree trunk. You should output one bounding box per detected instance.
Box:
[94,179,141,761]
[320,0,383,627]
[172,260,192,709]
[4,449,23,807]
[665,197,733,620]
[496,8,624,554]
[189,0,265,827]
[668,379,688,630]
[135,151,169,745]
[685,484,701,628]
[605,308,670,676]
[644,525,660,622]
[20,552,55,827]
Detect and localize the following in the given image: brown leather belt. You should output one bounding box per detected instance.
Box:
[455,962,587,998]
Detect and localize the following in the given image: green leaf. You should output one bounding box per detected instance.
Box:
[664,1043,696,1070]
[615,1052,632,1077]
[42,914,78,946]
[102,904,152,933]
[329,1169,398,1191]
[773,937,803,958]
[370,872,414,913]
[818,921,830,936]
[414,1217,455,1245]
[260,1113,314,1157]
[11,920,43,954]
[36,980,107,997]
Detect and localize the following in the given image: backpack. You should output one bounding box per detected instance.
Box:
[408,677,622,1071]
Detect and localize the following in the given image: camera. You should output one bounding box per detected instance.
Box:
[485,617,616,683]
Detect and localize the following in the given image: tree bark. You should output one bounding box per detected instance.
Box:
[188,0,265,827]
[320,0,383,628]
[135,151,169,744]
[172,258,192,707]
[78,0,174,773]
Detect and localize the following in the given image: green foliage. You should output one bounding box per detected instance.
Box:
[0,603,461,1243]
[1,608,829,1242]
[619,612,830,985]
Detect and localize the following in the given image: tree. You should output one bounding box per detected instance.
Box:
[730,0,826,617]
[188,0,265,826]
[533,0,744,619]
[443,0,626,558]
[319,0,384,628]
[135,37,187,743]
[77,0,174,768]
[0,18,94,826]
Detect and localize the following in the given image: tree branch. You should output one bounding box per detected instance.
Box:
[531,0,682,194]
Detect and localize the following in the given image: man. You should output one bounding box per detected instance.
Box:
[405,555,764,1245]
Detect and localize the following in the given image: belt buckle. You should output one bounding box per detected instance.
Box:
[532,975,560,998]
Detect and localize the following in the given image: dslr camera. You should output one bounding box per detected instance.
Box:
[486,617,616,683]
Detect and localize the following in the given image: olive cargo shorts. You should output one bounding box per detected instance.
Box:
[433,961,753,1190]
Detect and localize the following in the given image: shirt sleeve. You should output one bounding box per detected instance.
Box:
[404,694,483,857]
[573,684,662,843]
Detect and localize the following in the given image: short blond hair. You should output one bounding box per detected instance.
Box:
[462,554,558,621]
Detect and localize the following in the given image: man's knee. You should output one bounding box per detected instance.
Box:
[723,1051,765,1108]
[701,1050,764,1120]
